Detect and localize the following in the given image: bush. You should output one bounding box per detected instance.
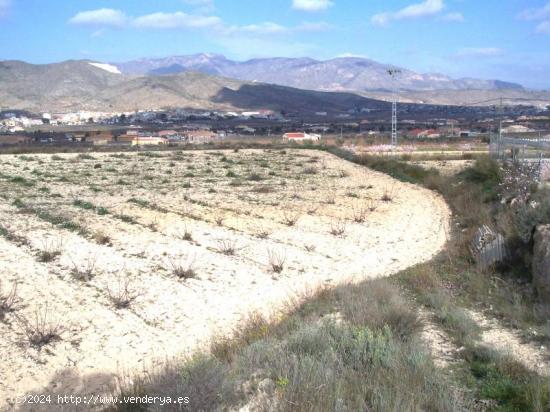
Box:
[463,345,550,410]
[18,304,63,348]
[458,157,502,201]
[515,188,550,242]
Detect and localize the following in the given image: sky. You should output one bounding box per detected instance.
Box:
[1,0,549,89]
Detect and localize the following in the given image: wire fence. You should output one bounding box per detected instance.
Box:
[490,134,550,181]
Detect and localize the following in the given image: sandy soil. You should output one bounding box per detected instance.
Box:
[468,310,550,376]
[0,149,451,409]
[418,308,460,369]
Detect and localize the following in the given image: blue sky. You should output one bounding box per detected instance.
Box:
[1,0,549,88]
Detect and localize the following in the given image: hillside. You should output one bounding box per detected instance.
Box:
[0,60,387,113]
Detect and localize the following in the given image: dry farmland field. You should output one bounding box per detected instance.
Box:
[0,149,450,406]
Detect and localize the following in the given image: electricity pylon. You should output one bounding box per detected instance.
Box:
[387,69,402,146]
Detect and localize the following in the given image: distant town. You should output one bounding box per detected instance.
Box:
[1,104,550,147]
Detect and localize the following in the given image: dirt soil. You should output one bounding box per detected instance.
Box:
[0,149,451,408]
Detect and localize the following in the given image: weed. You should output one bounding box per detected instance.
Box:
[268,248,286,273]
[282,210,300,227]
[216,239,238,256]
[73,199,94,210]
[351,203,368,223]
[71,255,98,282]
[169,256,197,280]
[304,244,316,252]
[37,237,64,263]
[247,173,263,181]
[381,186,397,202]
[214,213,225,227]
[252,185,275,194]
[128,198,150,208]
[0,281,20,321]
[93,231,112,246]
[9,176,35,187]
[18,304,63,348]
[329,219,347,237]
[106,271,140,309]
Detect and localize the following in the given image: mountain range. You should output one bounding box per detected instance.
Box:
[1,55,549,113]
[0,60,386,113]
[115,53,524,94]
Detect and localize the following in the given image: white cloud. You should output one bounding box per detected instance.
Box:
[0,0,11,17]
[518,3,550,36]
[133,12,222,29]
[536,20,550,35]
[69,8,128,27]
[237,22,289,34]
[455,47,503,58]
[223,20,333,35]
[518,3,550,20]
[68,7,331,37]
[440,12,464,22]
[292,0,333,12]
[372,0,445,26]
[336,52,368,59]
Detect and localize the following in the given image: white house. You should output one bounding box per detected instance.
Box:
[283,132,321,142]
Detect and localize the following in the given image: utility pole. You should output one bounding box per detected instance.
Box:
[497,97,503,158]
[387,69,402,146]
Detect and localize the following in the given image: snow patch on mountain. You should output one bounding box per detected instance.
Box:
[89,62,121,74]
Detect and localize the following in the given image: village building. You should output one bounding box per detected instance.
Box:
[502,125,534,134]
[184,130,218,144]
[282,132,321,142]
[131,136,168,146]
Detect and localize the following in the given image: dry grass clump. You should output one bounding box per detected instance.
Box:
[169,255,197,280]
[381,185,398,202]
[351,203,368,223]
[335,280,422,338]
[329,219,347,237]
[267,248,286,273]
[37,237,64,262]
[282,210,300,227]
[367,198,378,212]
[304,244,316,252]
[216,239,238,256]
[213,213,225,227]
[255,229,270,239]
[18,304,64,348]
[175,226,193,242]
[93,231,112,246]
[303,167,318,175]
[251,184,276,194]
[71,255,99,282]
[106,271,140,309]
[0,281,20,321]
